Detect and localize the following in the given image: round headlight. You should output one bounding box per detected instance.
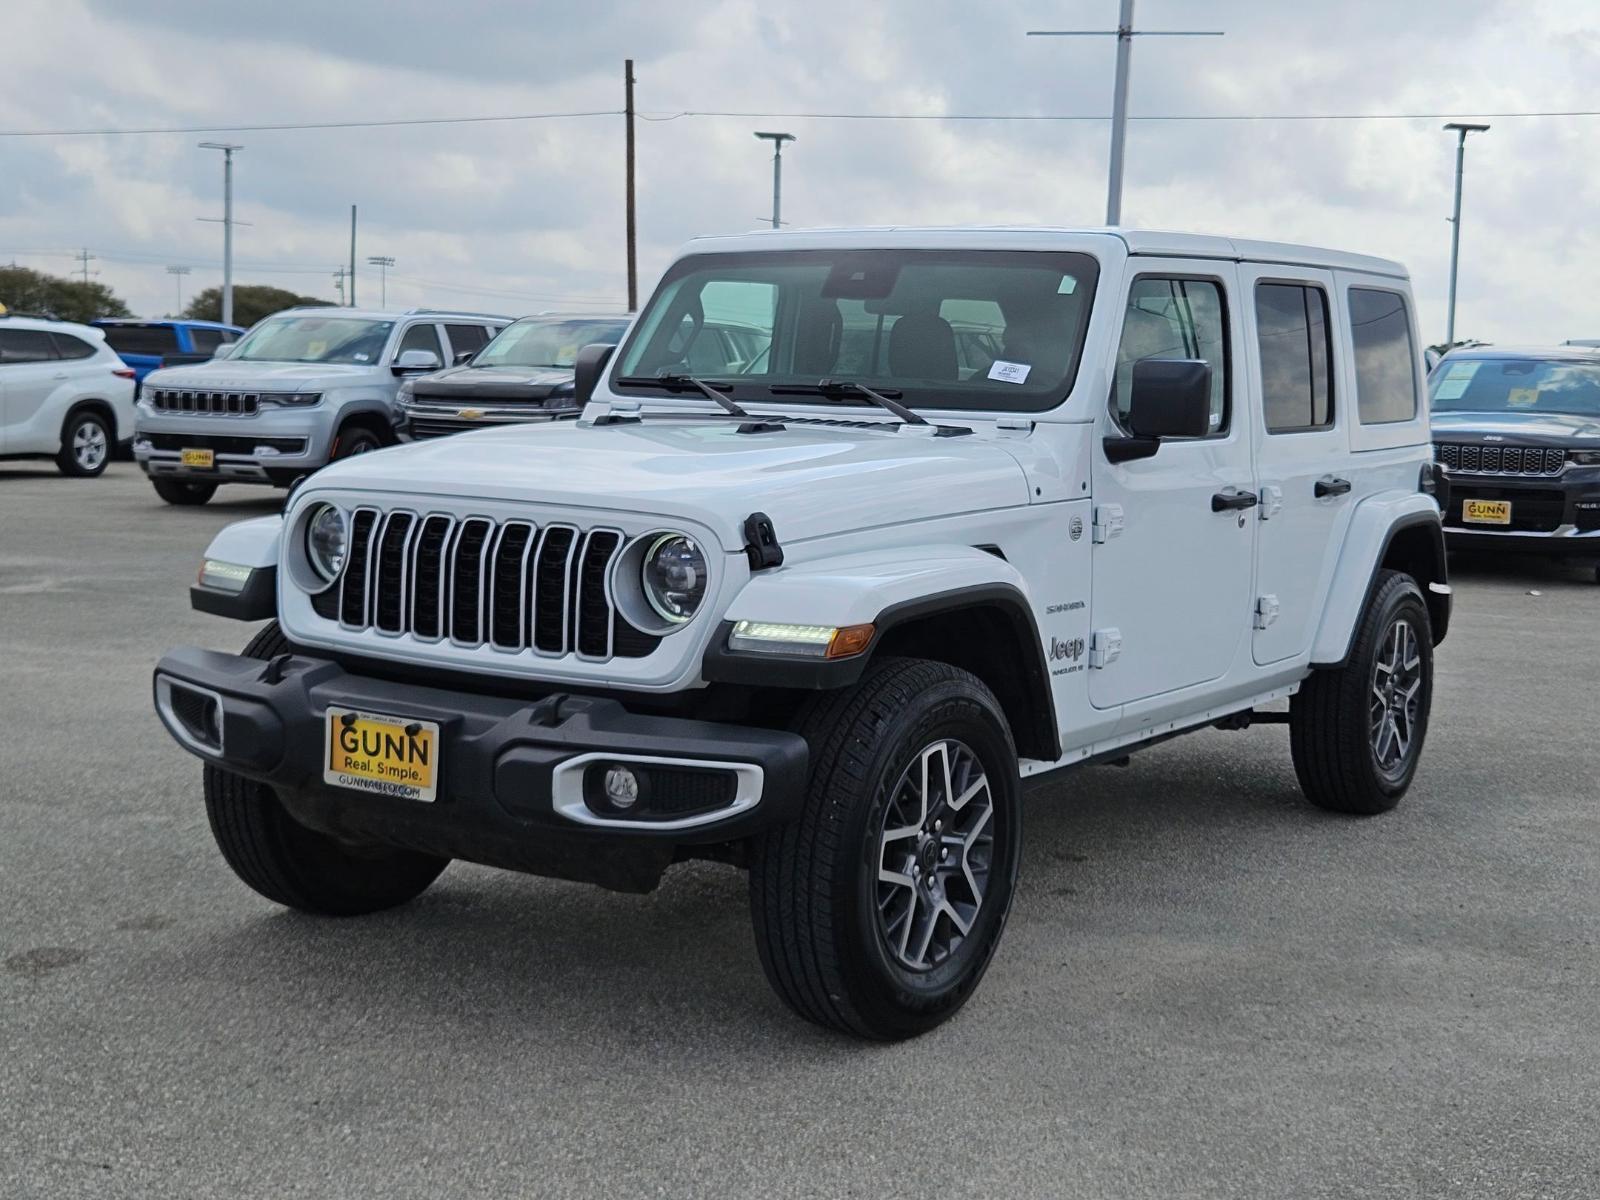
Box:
[305,504,348,583]
[641,534,707,624]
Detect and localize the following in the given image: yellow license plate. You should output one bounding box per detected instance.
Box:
[324,707,439,802]
[180,448,214,468]
[1463,499,1512,526]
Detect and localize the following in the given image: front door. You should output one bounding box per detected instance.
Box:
[1089,262,1257,710]
[0,328,65,453]
[1242,267,1356,665]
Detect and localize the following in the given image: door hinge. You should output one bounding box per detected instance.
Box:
[1258,484,1283,521]
[1092,504,1125,544]
[1254,594,1281,630]
[1089,628,1122,668]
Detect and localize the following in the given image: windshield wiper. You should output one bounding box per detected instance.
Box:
[615,372,751,418]
[769,379,970,437]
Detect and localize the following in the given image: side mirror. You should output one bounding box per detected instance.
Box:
[572,342,618,407]
[1106,358,1213,463]
[393,348,442,374]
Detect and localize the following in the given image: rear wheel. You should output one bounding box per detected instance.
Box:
[749,658,1022,1040]
[1290,570,1434,815]
[203,622,449,915]
[56,409,111,477]
[152,479,217,506]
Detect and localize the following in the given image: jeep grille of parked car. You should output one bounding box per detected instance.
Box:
[310,509,661,660]
[1435,443,1565,476]
[148,388,261,416]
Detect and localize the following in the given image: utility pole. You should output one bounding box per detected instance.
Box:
[167,264,191,313]
[624,58,638,312]
[1029,4,1222,225]
[332,265,347,306]
[73,248,97,284]
[367,256,395,307]
[1443,122,1490,348]
[349,205,358,308]
[754,132,796,229]
[198,142,242,324]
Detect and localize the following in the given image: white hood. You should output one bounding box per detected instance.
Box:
[143,359,376,391]
[308,418,1033,547]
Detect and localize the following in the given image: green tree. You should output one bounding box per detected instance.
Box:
[183,285,332,328]
[0,265,132,323]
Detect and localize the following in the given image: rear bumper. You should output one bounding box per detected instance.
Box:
[152,646,808,891]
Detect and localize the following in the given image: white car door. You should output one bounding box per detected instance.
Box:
[1088,261,1258,711]
[0,328,65,454]
[1241,267,1357,665]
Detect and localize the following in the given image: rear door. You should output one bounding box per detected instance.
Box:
[0,327,65,452]
[1089,261,1258,710]
[1242,267,1357,665]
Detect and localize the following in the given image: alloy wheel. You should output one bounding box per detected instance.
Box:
[1370,617,1423,774]
[875,739,995,972]
[73,420,108,472]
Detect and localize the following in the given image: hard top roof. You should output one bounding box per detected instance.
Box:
[680,225,1408,279]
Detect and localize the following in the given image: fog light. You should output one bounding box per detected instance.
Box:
[603,765,640,809]
[254,444,281,457]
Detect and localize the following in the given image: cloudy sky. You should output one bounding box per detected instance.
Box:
[3,0,1597,344]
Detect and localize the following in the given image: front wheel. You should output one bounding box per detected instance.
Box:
[332,425,385,459]
[152,478,217,506]
[1290,569,1434,815]
[749,658,1022,1040]
[56,409,111,477]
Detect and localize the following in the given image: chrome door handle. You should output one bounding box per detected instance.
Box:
[1211,488,1259,513]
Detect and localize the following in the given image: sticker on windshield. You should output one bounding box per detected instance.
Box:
[1444,361,1480,380]
[1434,378,1470,400]
[1057,275,1078,294]
[1507,387,1539,408]
[353,352,370,362]
[988,360,1032,384]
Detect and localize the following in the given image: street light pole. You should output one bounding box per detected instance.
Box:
[198,143,242,325]
[754,132,796,229]
[1029,4,1222,226]
[367,256,395,308]
[167,265,191,314]
[1443,122,1490,348]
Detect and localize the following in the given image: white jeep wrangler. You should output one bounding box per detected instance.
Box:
[154,228,1450,1039]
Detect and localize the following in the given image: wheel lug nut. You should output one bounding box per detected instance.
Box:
[940,848,949,860]
[934,820,942,832]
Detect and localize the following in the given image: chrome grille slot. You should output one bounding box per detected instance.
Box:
[313,508,660,662]
[448,519,494,644]
[150,388,260,416]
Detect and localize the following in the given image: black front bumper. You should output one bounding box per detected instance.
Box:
[1444,468,1600,558]
[152,646,807,892]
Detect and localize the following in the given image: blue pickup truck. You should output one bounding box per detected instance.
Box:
[91,319,245,391]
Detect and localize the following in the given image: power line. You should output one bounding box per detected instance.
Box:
[0,110,620,138]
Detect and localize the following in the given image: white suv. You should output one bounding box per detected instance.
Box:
[134,307,508,505]
[154,228,1451,1039]
[0,314,136,477]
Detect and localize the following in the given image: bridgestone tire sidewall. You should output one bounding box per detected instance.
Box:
[837,680,1022,1032]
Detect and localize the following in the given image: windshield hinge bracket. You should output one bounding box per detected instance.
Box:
[743,512,785,571]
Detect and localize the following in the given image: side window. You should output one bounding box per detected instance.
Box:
[1256,283,1334,432]
[1112,277,1229,435]
[396,323,444,363]
[0,329,60,363]
[445,324,489,357]
[51,333,97,360]
[189,328,226,355]
[1348,288,1418,424]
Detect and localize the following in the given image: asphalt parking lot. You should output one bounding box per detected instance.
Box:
[2,463,1597,1199]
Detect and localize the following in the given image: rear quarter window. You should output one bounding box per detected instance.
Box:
[1348,288,1418,424]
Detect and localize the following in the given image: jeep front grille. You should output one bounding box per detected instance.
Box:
[314,509,659,661]
[1435,443,1564,476]
[148,388,261,416]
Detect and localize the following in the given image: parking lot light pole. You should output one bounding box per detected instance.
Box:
[754,132,796,229]
[367,256,395,308]
[166,265,190,314]
[197,142,242,326]
[1444,122,1490,348]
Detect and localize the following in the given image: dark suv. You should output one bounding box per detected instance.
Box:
[1430,345,1600,577]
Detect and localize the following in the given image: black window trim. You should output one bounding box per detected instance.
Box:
[1255,277,1338,437]
[1347,284,1421,427]
[1106,269,1234,445]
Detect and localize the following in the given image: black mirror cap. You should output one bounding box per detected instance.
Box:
[572,342,618,407]
[1127,358,1213,439]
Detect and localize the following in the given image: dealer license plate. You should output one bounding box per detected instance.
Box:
[1462,499,1512,526]
[180,448,214,468]
[324,707,439,803]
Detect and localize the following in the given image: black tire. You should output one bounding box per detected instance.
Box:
[1290,569,1434,815]
[152,478,217,506]
[55,408,112,477]
[203,622,449,915]
[749,658,1022,1040]
[332,424,385,459]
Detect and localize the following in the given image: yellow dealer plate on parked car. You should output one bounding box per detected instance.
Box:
[179,448,214,468]
[324,707,439,802]
[1462,499,1512,526]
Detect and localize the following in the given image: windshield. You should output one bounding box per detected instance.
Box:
[475,317,630,369]
[1431,356,1600,416]
[613,249,1100,412]
[230,316,394,365]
